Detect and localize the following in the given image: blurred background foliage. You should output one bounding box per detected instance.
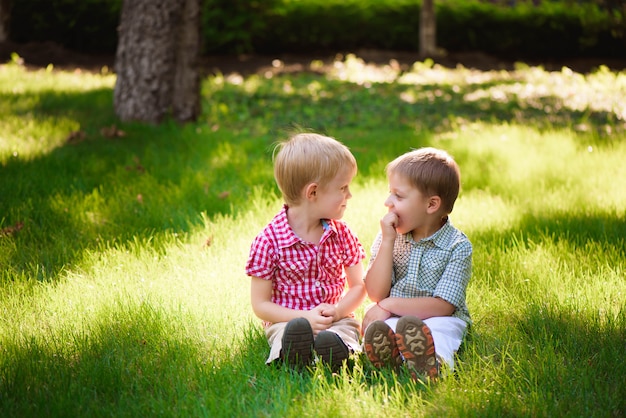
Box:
[6,0,625,60]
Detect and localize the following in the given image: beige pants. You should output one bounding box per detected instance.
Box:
[264,317,362,364]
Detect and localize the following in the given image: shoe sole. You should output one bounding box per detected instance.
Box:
[281,318,314,367]
[363,320,401,369]
[314,331,349,368]
[395,316,438,380]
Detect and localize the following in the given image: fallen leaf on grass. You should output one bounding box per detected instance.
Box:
[125,164,145,173]
[66,130,86,145]
[101,125,126,138]
[125,156,145,174]
[0,222,24,237]
[218,191,230,199]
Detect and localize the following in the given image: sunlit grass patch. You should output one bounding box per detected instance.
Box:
[0,62,116,160]
[1,55,625,417]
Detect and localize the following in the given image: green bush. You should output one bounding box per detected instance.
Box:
[201,0,282,54]
[437,0,621,59]
[251,0,422,53]
[9,0,122,53]
[7,0,624,59]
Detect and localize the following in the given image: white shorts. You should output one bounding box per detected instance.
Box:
[385,316,467,370]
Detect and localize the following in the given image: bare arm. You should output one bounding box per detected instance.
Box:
[363,294,454,333]
[322,263,366,322]
[378,296,455,320]
[364,212,398,301]
[250,276,332,334]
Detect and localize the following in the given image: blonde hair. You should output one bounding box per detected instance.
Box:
[273,133,357,206]
[386,147,460,214]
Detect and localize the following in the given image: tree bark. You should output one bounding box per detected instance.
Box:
[114,0,200,124]
[0,0,11,43]
[419,0,437,58]
[172,0,201,122]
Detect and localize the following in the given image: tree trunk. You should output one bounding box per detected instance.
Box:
[419,0,437,58]
[114,0,200,124]
[0,0,11,43]
[172,0,200,122]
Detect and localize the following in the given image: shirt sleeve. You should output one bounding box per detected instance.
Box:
[245,232,276,281]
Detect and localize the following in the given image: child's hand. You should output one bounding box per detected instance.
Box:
[304,305,334,335]
[318,303,338,321]
[361,302,392,335]
[380,212,399,240]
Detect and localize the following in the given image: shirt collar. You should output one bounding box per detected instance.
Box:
[402,217,454,249]
[275,205,336,248]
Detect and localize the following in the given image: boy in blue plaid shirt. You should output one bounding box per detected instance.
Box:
[362,147,472,380]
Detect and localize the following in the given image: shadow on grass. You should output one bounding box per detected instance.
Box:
[1,66,622,281]
[0,301,298,417]
[470,211,626,252]
[1,88,278,280]
[0,300,198,416]
[0,311,348,416]
[511,302,626,415]
[452,301,626,416]
[452,209,625,414]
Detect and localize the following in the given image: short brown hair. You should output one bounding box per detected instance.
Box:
[386,147,460,214]
[273,133,357,206]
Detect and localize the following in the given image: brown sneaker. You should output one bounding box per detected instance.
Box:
[363,320,401,369]
[395,316,438,380]
[280,318,314,368]
[314,330,350,369]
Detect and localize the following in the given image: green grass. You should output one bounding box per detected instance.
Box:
[1,56,625,417]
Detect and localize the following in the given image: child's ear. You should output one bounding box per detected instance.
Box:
[305,183,318,199]
[427,196,442,213]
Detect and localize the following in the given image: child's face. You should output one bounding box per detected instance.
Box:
[384,171,430,234]
[316,166,355,220]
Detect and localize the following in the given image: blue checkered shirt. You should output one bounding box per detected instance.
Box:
[368,218,472,325]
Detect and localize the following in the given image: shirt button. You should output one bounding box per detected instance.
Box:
[290,264,296,270]
[315,281,321,287]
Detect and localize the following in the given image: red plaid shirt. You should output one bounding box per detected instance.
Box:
[246,205,365,311]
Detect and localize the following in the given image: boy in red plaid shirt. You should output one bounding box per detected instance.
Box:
[245,132,366,369]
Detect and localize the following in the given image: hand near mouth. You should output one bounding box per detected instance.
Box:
[380,211,399,241]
